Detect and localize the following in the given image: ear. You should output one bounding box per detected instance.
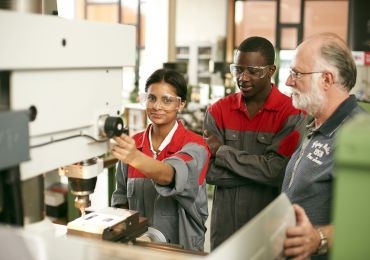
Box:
[178,101,186,112]
[268,65,277,77]
[322,71,335,90]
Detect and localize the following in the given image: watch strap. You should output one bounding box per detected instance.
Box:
[316,228,328,255]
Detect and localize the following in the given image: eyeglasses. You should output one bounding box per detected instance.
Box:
[289,70,324,80]
[230,64,270,79]
[139,93,182,110]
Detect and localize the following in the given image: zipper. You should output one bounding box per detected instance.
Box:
[288,137,311,188]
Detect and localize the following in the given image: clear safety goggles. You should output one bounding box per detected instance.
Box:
[139,93,182,110]
[229,64,270,79]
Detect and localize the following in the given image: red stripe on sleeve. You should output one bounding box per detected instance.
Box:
[174,153,208,185]
[278,130,301,157]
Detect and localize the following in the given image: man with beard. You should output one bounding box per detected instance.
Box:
[282,32,368,260]
[203,36,307,250]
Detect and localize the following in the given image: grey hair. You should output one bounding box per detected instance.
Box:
[312,33,357,91]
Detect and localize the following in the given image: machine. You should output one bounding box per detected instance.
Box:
[0,9,297,260]
[0,9,134,224]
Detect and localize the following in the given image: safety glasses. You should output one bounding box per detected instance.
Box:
[139,93,182,110]
[230,64,270,79]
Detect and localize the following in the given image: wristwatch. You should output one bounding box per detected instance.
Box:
[316,228,329,255]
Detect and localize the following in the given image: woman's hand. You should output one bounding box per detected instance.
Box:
[111,134,140,165]
[111,134,174,185]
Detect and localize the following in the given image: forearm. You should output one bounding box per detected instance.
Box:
[154,142,210,201]
[214,145,288,186]
[204,111,303,188]
[324,225,334,250]
[129,151,175,185]
[206,158,250,187]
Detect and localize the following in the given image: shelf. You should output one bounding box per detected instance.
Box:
[176,46,190,56]
[198,55,212,59]
[176,54,190,60]
[175,43,214,86]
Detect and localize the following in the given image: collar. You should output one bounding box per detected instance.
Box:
[149,121,178,159]
[231,84,281,112]
[307,95,358,138]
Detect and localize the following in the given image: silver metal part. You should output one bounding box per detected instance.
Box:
[139,227,167,243]
[74,195,91,213]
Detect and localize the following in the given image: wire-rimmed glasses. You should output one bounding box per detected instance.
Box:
[288,70,324,80]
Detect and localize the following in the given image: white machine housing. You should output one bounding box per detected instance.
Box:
[0,10,135,180]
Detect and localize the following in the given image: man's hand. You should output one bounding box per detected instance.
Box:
[283,204,321,260]
[203,130,222,157]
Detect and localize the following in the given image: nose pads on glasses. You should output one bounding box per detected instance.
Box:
[152,100,162,109]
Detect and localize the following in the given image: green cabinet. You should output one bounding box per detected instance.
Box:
[332,115,370,259]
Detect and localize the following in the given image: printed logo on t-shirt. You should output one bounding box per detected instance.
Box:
[306,141,331,165]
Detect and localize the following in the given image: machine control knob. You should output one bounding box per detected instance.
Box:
[98,115,128,138]
[104,116,125,137]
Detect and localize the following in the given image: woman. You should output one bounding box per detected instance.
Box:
[111,68,210,251]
